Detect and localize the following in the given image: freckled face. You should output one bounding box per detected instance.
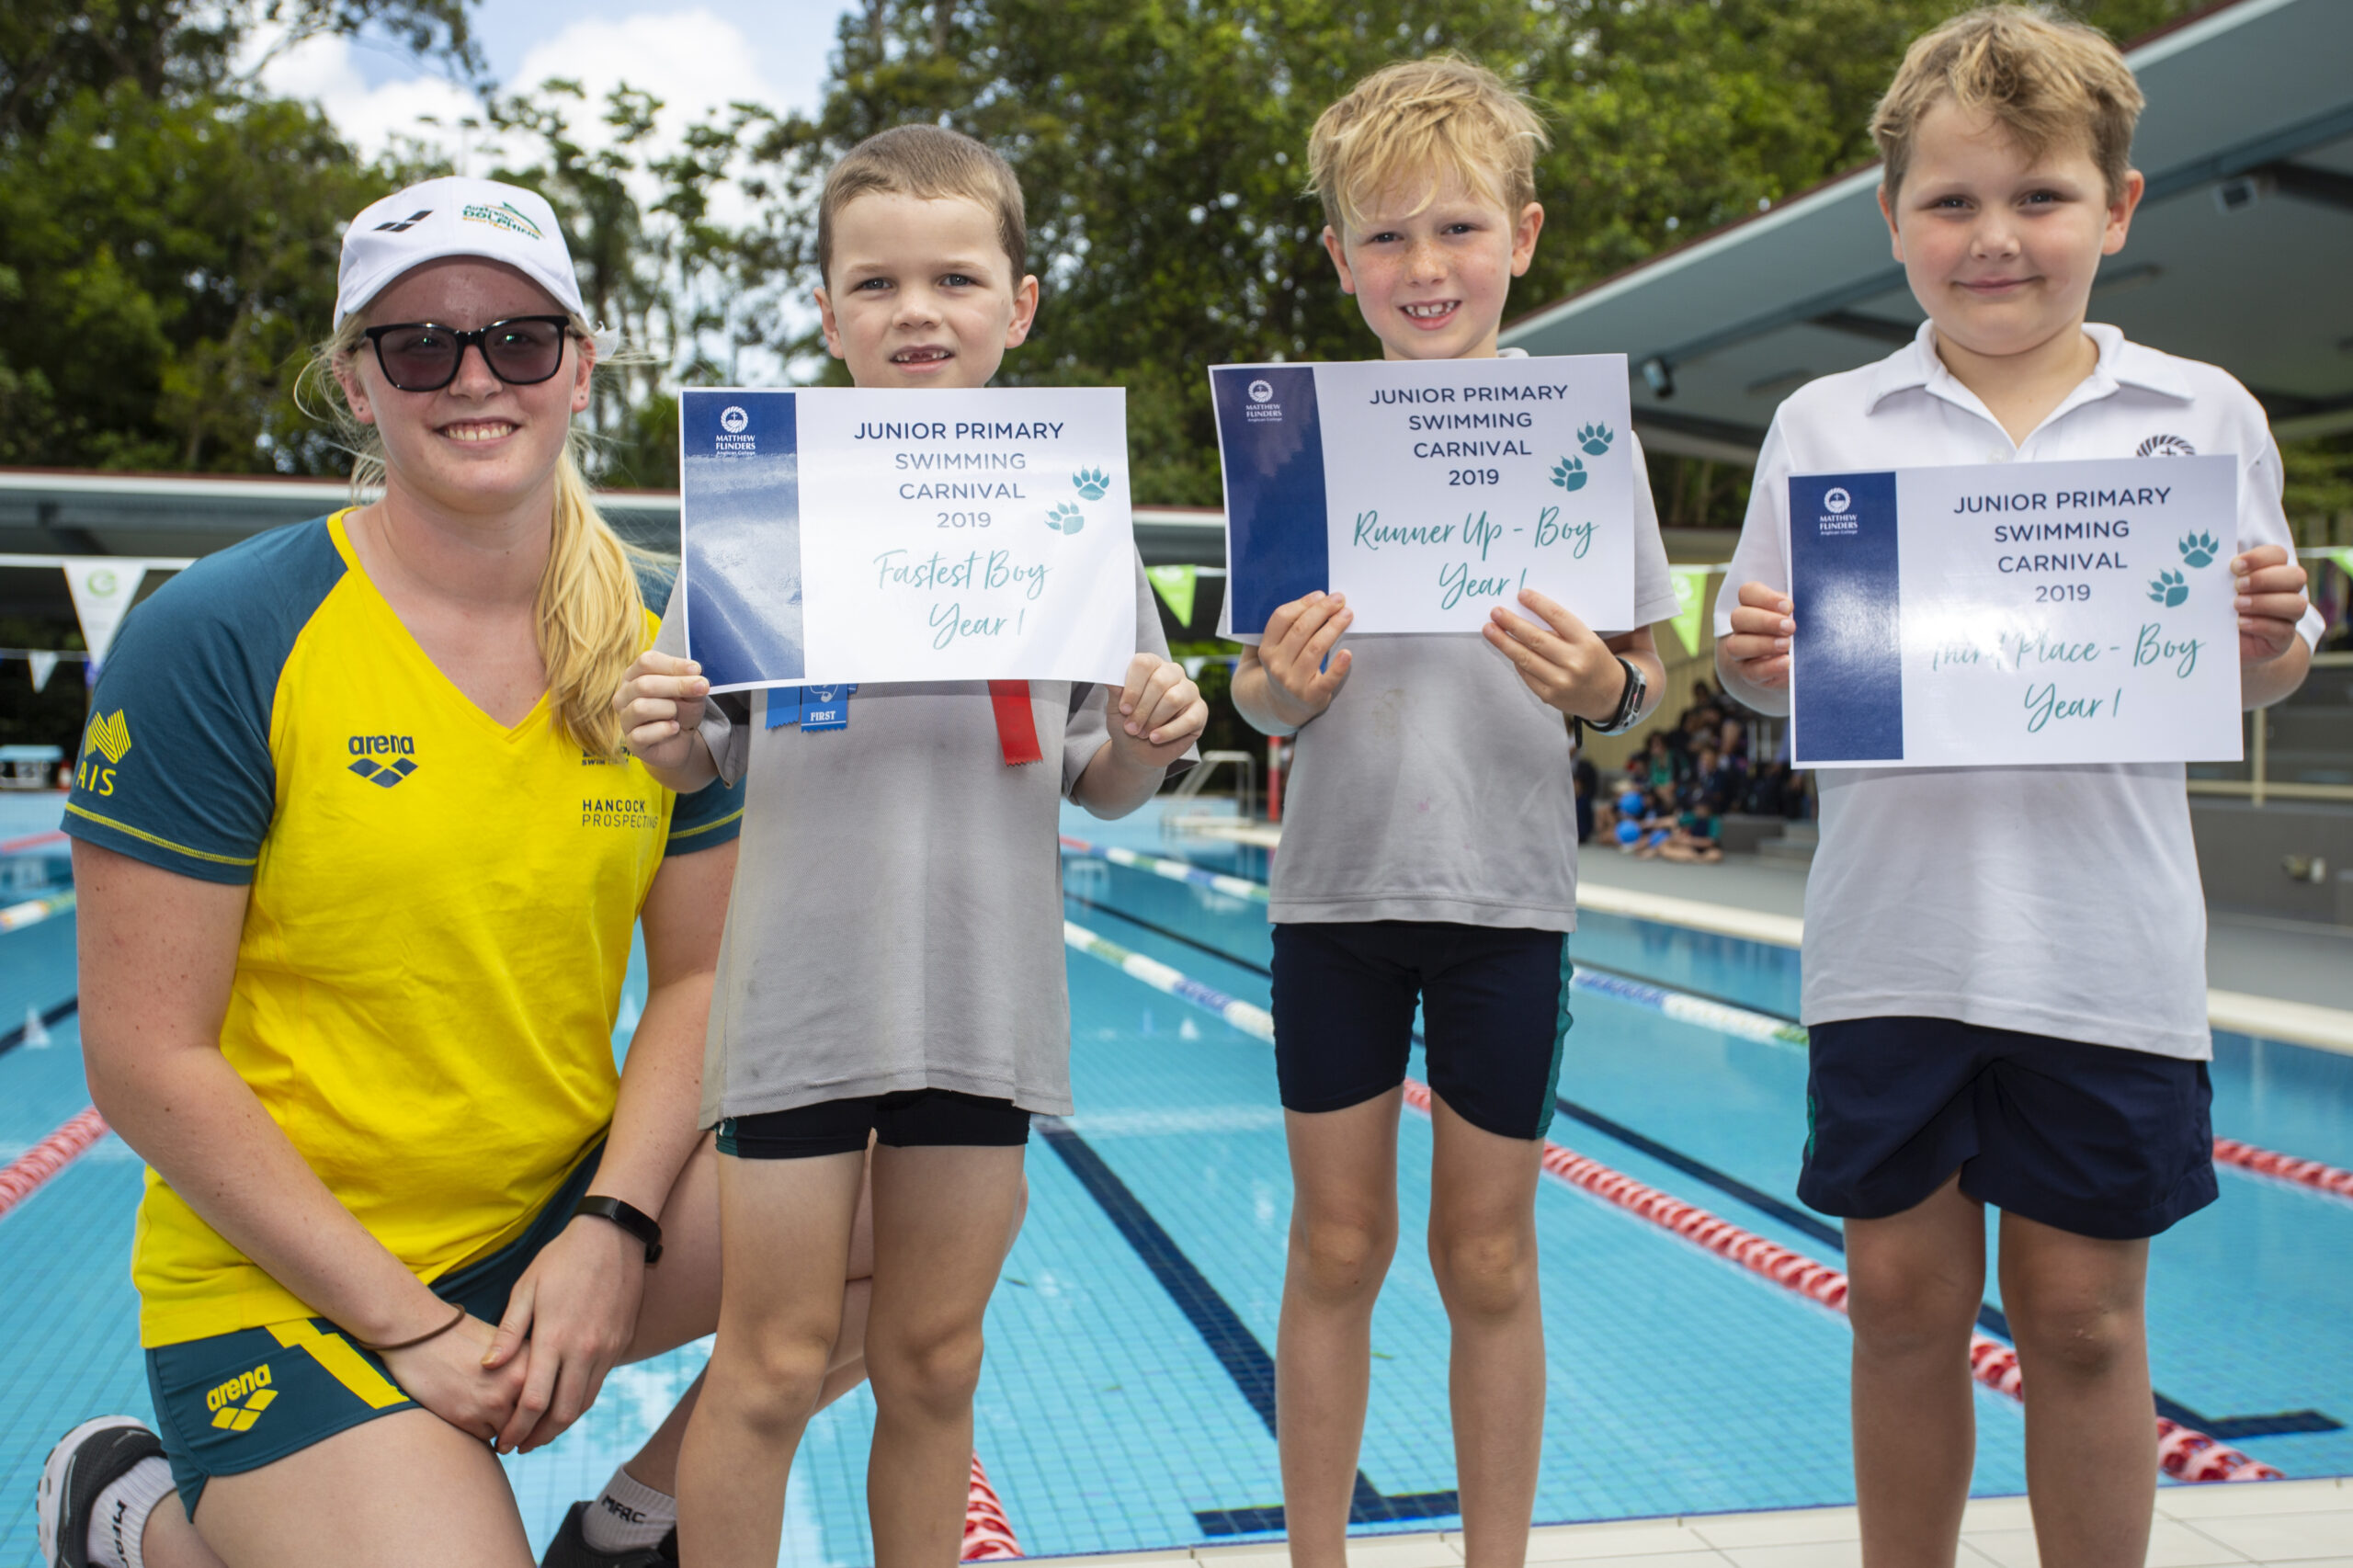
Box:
[337,258,590,513]
[816,193,1040,390]
[1882,99,2140,362]
[1324,176,1543,360]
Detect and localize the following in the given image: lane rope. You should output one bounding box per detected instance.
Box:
[0,888,74,933]
[2211,1138,2353,1203]
[1060,838,1268,903]
[1059,919,2283,1484]
[0,1106,108,1221]
[962,1453,1022,1561]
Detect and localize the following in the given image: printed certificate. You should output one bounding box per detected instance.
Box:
[1211,356,1635,636]
[678,387,1138,689]
[1788,455,2241,767]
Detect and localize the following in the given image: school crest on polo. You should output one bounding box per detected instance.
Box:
[2136,434,2196,458]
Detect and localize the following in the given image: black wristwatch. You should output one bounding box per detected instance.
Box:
[574,1194,664,1265]
[1589,655,1647,735]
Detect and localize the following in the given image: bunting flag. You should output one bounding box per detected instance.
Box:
[63,559,149,665]
[1145,563,1199,629]
[26,652,57,693]
[1666,565,1711,659]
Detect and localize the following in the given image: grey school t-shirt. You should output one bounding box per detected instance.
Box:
[656,560,1179,1122]
[1226,432,1677,931]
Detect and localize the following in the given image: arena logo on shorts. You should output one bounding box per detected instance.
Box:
[206,1364,277,1432]
[347,733,419,788]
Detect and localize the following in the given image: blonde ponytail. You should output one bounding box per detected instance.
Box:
[299,316,657,758]
[540,444,648,757]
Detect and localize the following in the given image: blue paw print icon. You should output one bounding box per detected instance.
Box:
[2148,569,2188,608]
[1550,456,1587,492]
[2177,532,2218,569]
[1073,467,1110,501]
[1577,423,1614,457]
[1045,503,1086,535]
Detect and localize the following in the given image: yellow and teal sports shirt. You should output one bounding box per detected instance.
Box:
[63,511,742,1346]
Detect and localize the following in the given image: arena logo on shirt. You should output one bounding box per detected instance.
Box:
[581,795,655,829]
[205,1362,277,1432]
[347,733,419,788]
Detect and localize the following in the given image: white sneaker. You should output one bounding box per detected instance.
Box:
[36,1416,164,1568]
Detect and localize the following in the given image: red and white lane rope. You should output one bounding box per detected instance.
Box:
[0,1106,108,1221]
[961,1453,1022,1561]
[1399,1080,2279,1483]
[2212,1137,2353,1203]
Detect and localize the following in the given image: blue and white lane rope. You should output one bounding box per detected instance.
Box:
[1059,843,1805,1051]
[1059,837,1268,903]
[1064,920,1274,1042]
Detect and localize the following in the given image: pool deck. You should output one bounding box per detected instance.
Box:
[1036,1476,2353,1567]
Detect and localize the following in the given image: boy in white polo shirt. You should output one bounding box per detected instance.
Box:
[1715,9,2317,1564]
[1227,59,1677,1568]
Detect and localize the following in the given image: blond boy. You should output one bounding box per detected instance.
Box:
[1226,60,1677,1568]
[1716,10,2317,1564]
[619,126,1206,1567]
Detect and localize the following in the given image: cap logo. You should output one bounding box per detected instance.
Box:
[373,210,432,233]
[460,201,545,241]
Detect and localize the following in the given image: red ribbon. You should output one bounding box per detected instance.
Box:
[987,680,1043,766]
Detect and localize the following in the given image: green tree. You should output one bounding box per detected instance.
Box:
[737,0,2206,510]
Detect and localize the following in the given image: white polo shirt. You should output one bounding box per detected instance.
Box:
[1715,323,2323,1060]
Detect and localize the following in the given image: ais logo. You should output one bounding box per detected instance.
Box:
[75,710,131,797]
[347,733,420,788]
[206,1363,277,1433]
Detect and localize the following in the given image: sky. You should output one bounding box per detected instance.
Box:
[249,0,861,169]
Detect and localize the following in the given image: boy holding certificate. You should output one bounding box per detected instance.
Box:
[614,127,1205,1567]
[1227,60,1677,1568]
[1715,9,2317,1563]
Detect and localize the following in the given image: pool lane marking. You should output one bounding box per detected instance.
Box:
[1059,922,2292,1485]
[0,830,67,855]
[0,994,80,1061]
[1033,1116,1460,1534]
[1067,877,2353,1211]
[0,1106,108,1221]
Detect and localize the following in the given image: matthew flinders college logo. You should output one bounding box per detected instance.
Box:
[1817,484,1859,535]
[1243,378,1282,425]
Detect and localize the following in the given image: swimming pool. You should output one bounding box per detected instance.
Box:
[2,798,2349,1562]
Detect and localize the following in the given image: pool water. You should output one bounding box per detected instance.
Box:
[1,800,2348,1563]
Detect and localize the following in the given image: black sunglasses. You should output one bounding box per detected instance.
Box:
[358,315,577,392]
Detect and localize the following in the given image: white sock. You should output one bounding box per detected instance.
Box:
[84,1455,174,1568]
[581,1464,676,1553]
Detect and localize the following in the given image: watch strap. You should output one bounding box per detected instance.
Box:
[1595,656,1645,734]
[574,1194,664,1265]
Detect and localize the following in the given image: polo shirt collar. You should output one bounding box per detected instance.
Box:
[1864,320,2195,421]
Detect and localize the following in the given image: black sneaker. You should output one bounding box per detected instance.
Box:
[540,1499,679,1567]
[37,1416,165,1568]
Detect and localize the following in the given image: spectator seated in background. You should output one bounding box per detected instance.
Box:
[1658,801,1725,864]
[1619,786,1679,858]
[1643,732,1681,790]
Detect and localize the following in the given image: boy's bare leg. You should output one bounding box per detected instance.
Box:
[1277,1091,1403,1568]
[864,1143,1028,1568]
[1999,1212,2154,1568]
[1845,1172,1985,1568]
[621,1139,877,1495]
[1427,1093,1545,1568]
[677,1149,866,1567]
[140,1496,224,1568]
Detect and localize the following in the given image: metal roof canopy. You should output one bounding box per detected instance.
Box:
[1500,0,2353,460]
[0,470,1229,567]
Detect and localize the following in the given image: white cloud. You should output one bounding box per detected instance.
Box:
[249,31,487,166]
[510,9,777,135]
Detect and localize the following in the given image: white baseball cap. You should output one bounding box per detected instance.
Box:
[335,176,586,328]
